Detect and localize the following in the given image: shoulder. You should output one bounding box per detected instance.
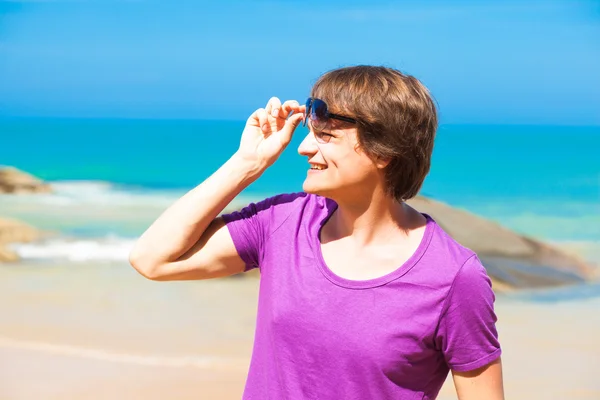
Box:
[420,214,491,287]
[222,192,329,229]
[425,214,478,263]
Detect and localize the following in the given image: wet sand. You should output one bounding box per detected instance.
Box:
[1,262,599,399]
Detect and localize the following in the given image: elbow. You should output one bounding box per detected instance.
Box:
[128,247,164,281]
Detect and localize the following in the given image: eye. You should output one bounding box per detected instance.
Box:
[314,130,334,143]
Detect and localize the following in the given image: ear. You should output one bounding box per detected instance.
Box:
[374,156,391,169]
[353,143,391,169]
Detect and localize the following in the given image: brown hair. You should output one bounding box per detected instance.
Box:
[310,65,438,201]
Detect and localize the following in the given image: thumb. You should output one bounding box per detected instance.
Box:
[279,113,305,144]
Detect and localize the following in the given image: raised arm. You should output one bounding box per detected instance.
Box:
[128,98,305,281]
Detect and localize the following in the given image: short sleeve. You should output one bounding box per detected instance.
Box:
[221,193,305,272]
[435,255,502,372]
[221,200,266,271]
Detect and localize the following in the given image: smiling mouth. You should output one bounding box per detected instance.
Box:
[309,165,327,170]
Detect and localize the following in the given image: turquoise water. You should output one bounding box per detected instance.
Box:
[1,119,598,200]
[0,118,599,264]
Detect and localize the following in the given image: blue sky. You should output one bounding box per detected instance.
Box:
[0,0,598,124]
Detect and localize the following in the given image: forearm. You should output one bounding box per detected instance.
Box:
[129,152,263,269]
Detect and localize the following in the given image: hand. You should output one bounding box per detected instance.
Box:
[236,97,305,171]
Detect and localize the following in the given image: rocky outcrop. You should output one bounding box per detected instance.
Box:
[0,166,52,194]
[0,167,50,261]
[0,217,42,262]
[406,196,594,289]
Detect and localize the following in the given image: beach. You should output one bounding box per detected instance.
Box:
[1,259,599,400]
[1,119,599,399]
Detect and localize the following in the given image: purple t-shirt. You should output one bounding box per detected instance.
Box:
[222,193,501,400]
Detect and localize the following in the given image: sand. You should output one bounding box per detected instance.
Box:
[1,261,599,400]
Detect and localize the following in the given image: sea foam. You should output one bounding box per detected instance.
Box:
[1,180,184,208]
[8,235,135,263]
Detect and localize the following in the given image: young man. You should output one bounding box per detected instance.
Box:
[130,66,504,399]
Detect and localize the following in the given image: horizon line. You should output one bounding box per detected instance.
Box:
[1,115,599,128]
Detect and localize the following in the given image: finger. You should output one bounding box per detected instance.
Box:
[279,113,305,145]
[252,108,268,132]
[280,100,301,119]
[247,107,266,124]
[265,97,282,118]
[297,104,307,120]
[287,112,304,128]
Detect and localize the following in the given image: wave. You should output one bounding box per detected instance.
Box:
[0,335,247,370]
[0,180,185,208]
[8,235,136,263]
[0,179,260,210]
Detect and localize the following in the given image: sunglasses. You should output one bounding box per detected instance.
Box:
[303,98,357,135]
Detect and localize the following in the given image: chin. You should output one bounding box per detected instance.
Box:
[302,181,335,198]
[302,181,323,195]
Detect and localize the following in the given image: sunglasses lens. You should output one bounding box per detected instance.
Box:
[303,98,313,127]
[310,99,329,131]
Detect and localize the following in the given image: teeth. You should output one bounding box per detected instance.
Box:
[310,165,326,170]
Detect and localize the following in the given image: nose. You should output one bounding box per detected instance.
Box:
[297,130,319,157]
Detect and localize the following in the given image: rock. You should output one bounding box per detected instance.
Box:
[0,246,19,262]
[406,196,594,289]
[0,217,42,263]
[0,217,41,243]
[0,166,52,194]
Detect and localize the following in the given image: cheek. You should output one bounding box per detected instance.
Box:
[334,149,378,180]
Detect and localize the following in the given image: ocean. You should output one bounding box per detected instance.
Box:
[1,117,599,268]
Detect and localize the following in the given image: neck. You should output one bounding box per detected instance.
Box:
[324,188,424,247]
